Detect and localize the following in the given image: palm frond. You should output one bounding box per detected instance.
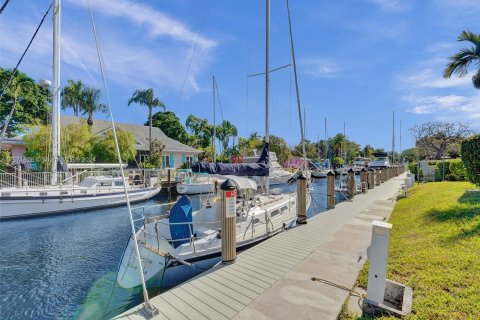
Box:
[457,30,480,47]
[443,47,477,78]
[472,71,480,89]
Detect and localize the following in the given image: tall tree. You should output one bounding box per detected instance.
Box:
[219,120,237,152]
[80,87,106,126]
[0,68,49,150]
[150,111,189,144]
[330,133,346,158]
[128,88,165,157]
[92,128,136,163]
[443,31,480,89]
[410,121,472,160]
[61,80,84,116]
[362,145,374,158]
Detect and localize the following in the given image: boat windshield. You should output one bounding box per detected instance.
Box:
[79,178,97,187]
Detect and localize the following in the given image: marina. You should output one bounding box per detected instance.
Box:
[0,177,343,319]
[114,171,407,320]
[1,0,478,319]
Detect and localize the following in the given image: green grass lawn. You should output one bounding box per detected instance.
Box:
[347,182,480,320]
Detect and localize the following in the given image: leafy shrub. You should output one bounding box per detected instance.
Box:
[408,159,467,182]
[461,134,480,186]
[436,161,450,180]
[0,150,13,171]
[408,162,417,176]
[447,160,467,181]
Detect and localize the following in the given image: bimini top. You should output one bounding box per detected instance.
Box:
[191,143,270,177]
[221,175,258,190]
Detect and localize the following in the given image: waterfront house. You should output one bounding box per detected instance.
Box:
[3,115,201,169]
[284,156,305,169]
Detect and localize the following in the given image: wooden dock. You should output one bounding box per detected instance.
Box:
[114,173,407,320]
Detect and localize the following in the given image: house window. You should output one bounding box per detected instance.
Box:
[140,152,149,163]
[163,155,170,168]
[185,155,194,163]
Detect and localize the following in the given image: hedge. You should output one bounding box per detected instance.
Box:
[461,134,480,186]
[408,159,467,182]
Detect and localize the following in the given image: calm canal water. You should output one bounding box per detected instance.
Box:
[0,178,345,319]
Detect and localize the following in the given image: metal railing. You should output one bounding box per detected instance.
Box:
[0,168,162,189]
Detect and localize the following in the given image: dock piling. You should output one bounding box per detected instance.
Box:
[368,168,375,190]
[221,179,237,264]
[327,170,335,209]
[347,168,356,198]
[375,169,381,186]
[360,168,368,193]
[296,172,308,224]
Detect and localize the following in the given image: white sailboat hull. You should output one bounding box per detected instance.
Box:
[117,192,309,289]
[0,187,161,220]
[176,182,214,195]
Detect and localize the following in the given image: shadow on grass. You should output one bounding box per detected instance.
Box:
[458,190,480,205]
[427,191,480,241]
[428,206,479,223]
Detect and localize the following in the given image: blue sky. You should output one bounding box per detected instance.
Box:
[1,0,479,151]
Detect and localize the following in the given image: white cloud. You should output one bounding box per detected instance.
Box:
[0,1,218,95]
[405,94,480,124]
[397,69,471,89]
[67,0,216,50]
[300,58,341,78]
[365,0,410,12]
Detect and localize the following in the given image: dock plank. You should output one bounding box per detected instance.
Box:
[236,257,286,276]
[226,263,277,285]
[149,296,189,320]
[188,281,245,312]
[161,291,209,320]
[180,283,238,318]
[207,271,263,296]
[170,287,229,320]
[213,269,267,293]
[196,277,252,306]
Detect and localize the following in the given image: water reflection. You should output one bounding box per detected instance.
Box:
[0,178,343,319]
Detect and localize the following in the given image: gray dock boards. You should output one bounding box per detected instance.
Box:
[114,174,406,320]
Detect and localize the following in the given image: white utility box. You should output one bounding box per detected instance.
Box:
[366,220,392,304]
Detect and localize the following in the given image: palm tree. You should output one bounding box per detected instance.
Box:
[128,88,165,157]
[443,31,480,89]
[0,72,34,151]
[80,87,106,126]
[220,120,238,152]
[61,80,84,116]
[330,133,346,158]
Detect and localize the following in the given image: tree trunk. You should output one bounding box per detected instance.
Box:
[0,96,17,153]
[87,112,93,126]
[148,106,152,158]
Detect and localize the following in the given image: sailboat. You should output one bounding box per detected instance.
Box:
[116,0,311,289]
[0,0,161,220]
[175,76,220,195]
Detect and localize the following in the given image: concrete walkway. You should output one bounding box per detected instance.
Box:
[114,173,406,320]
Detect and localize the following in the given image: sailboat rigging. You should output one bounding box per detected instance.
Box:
[116,0,311,290]
[0,0,161,220]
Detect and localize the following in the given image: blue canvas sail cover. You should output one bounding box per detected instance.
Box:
[191,143,270,176]
[169,195,193,249]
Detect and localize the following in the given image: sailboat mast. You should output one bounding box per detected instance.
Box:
[399,119,402,163]
[286,0,306,172]
[324,117,328,163]
[392,110,395,164]
[213,75,216,162]
[51,0,61,185]
[264,0,270,194]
